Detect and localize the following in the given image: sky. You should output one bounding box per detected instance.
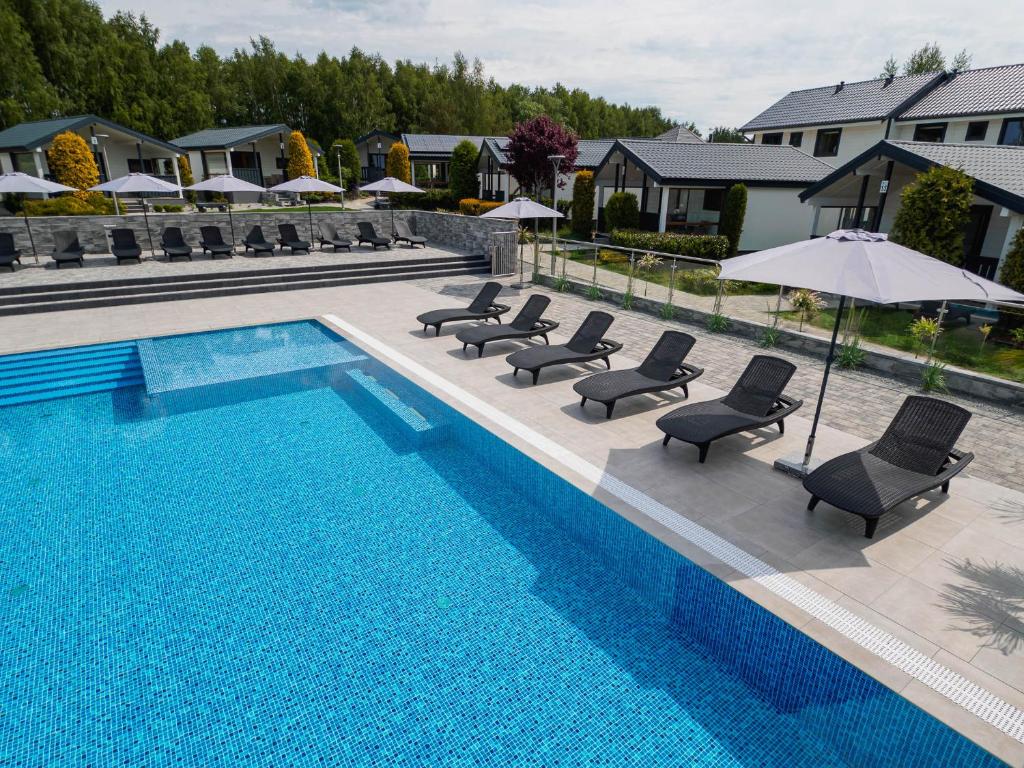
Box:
[98,0,1024,131]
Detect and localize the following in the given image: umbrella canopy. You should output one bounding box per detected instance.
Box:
[359,177,424,194]
[269,176,345,243]
[0,172,78,262]
[481,197,563,220]
[90,173,182,256]
[717,229,1024,476]
[186,175,265,194]
[719,229,1023,304]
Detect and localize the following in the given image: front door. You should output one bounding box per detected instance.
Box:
[962,205,996,278]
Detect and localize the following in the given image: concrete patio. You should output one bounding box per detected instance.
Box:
[2,273,1022,763]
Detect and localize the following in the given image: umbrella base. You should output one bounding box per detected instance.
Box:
[510,281,533,289]
[772,453,824,479]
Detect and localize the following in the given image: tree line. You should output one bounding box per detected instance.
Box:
[0,0,674,149]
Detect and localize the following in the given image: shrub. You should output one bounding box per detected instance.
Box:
[604,191,639,231]
[788,288,825,331]
[331,139,361,189]
[921,361,948,393]
[391,188,456,211]
[907,316,942,359]
[706,313,731,332]
[999,226,1024,293]
[458,198,504,216]
[758,326,780,348]
[449,140,479,202]
[836,338,866,369]
[719,183,747,257]
[47,131,100,201]
[178,155,196,203]
[891,165,973,266]
[286,130,315,180]
[22,195,113,216]
[160,204,184,213]
[386,142,411,183]
[570,170,595,239]
[610,229,730,261]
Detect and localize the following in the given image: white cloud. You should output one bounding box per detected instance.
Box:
[99,0,1024,131]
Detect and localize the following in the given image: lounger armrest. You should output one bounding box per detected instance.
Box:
[771,394,803,416]
[594,338,623,354]
[676,362,705,380]
[939,448,974,479]
[532,320,560,332]
[489,303,512,314]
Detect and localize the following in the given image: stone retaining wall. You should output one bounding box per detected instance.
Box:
[0,209,509,256]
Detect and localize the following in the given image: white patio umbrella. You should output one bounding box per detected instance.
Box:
[359,176,425,238]
[185,174,266,253]
[91,173,182,256]
[0,172,77,262]
[718,229,1024,475]
[269,176,344,242]
[481,197,563,288]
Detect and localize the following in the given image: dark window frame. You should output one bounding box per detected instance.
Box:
[788,131,803,147]
[964,121,988,141]
[912,122,948,142]
[760,132,783,145]
[998,117,1024,146]
[813,128,842,157]
[702,188,725,212]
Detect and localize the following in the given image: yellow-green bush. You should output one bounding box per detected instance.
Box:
[46,131,100,201]
[22,194,114,216]
[286,130,315,179]
[386,142,411,183]
[458,198,504,216]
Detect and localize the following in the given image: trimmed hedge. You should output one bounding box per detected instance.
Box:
[604,191,639,231]
[610,228,729,261]
[390,188,456,211]
[459,198,505,216]
[22,195,115,216]
[570,170,595,238]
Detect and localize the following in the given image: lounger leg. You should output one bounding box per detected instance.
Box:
[807,495,820,511]
[697,442,710,463]
[433,325,441,336]
[513,368,519,378]
[864,517,879,539]
[682,383,689,398]
[541,334,550,345]
[662,434,671,446]
[423,324,428,334]
[605,402,615,419]
[462,342,468,354]
[476,344,485,358]
[778,419,785,435]
[580,396,587,407]
[941,480,950,494]
[531,370,540,385]
[602,356,611,369]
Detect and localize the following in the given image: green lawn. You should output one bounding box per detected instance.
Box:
[781,306,1024,382]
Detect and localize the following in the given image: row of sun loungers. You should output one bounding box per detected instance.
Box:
[0,221,425,270]
[415,283,975,539]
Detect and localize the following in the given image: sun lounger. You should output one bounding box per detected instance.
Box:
[506,310,621,385]
[199,226,233,258]
[657,355,802,462]
[573,331,703,418]
[110,228,142,264]
[160,227,193,261]
[357,221,391,249]
[416,281,510,335]
[243,226,276,256]
[804,396,973,538]
[455,295,559,356]
[318,221,352,252]
[277,223,311,254]
[52,230,85,268]
[0,233,22,271]
[393,219,427,248]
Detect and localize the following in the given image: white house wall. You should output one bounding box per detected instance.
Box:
[754,121,886,166]
[891,113,1024,144]
[739,188,815,251]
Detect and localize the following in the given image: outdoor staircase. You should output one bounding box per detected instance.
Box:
[0,341,143,406]
[0,254,491,315]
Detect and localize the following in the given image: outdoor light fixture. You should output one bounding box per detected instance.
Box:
[547,154,566,272]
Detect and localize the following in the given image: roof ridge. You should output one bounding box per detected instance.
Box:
[0,114,92,127]
[945,61,1024,75]
[889,138,1024,150]
[782,71,937,96]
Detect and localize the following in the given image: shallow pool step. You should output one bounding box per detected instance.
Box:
[0,341,144,406]
[345,369,446,446]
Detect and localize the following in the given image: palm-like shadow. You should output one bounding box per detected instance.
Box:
[939,557,1024,654]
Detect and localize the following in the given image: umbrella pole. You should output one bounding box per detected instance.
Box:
[391,205,396,243]
[308,200,314,244]
[228,202,236,254]
[142,201,155,259]
[801,294,848,469]
[24,215,38,263]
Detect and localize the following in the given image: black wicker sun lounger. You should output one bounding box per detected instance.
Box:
[454,295,559,356]
[52,230,85,268]
[110,228,142,264]
[803,396,973,538]
[393,219,427,248]
[573,330,704,418]
[318,222,352,252]
[506,310,621,385]
[160,227,193,261]
[277,223,311,254]
[657,355,802,463]
[415,281,510,336]
[357,221,391,249]
[199,226,233,258]
[0,233,22,271]
[243,226,276,256]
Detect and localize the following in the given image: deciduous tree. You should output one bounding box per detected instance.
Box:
[503,115,578,200]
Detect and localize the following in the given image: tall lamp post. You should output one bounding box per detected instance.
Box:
[547,154,565,273]
[335,146,346,211]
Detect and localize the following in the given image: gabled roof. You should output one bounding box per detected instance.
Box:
[601,139,835,186]
[656,125,704,143]
[401,133,487,159]
[897,63,1024,120]
[481,137,615,170]
[0,114,180,153]
[800,139,1024,213]
[171,124,290,149]
[354,129,399,146]
[740,72,942,132]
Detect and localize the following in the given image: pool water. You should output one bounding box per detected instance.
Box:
[0,322,1000,767]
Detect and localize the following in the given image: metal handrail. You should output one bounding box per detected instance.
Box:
[541,235,722,268]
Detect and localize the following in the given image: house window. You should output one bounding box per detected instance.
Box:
[761,132,783,145]
[813,128,842,157]
[702,189,725,211]
[912,123,947,142]
[998,118,1024,146]
[788,132,803,147]
[10,152,36,175]
[965,121,988,141]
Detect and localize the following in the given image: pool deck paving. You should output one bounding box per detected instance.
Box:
[2,271,1023,764]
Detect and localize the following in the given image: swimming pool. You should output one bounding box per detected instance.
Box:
[0,320,1001,766]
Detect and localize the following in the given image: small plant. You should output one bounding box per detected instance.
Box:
[836,338,866,369]
[758,326,780,348]
[706,312,730,333]
[636,252,662,296]
[621,290,634,310]
[586,284,602,301]
[659,301,676,320]
[921,361,948,392]
[788,289,825,331]
[978,323,993,353]
[553,275,571,292]
[908,316,942,359]
[1011,327,1024,348]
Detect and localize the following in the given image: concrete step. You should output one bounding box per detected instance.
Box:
[0,341,143,406]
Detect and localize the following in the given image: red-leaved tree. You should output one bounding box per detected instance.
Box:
[504,115,579,200]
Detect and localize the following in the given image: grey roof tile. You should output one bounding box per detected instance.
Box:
[0,115,179,153]
[740,73,941,131]
[655,125,705,143]
[401,134,487,157]
[482,137,614,169]
[887,139,1024,200]
[897,63,1024,119]
[614,139,834,184]
[171,125,290,149]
